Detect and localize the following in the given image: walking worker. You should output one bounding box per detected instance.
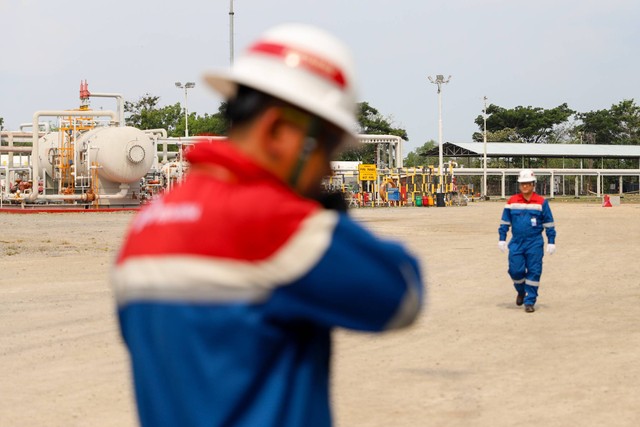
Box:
[111,23,424,427]
[498,169,556,313]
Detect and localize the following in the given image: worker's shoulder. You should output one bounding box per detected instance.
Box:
[506,193,527,209]
[530,193,547,205]
[506,194,523,205]
[506,193,546,205]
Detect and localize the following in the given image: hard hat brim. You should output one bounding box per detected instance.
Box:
[203,70,359,148]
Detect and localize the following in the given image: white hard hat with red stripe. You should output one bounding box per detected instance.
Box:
[518,169,537,183]
[203,23,358,140]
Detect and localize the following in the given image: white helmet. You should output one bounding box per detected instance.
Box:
[204,23,358,140]
[517,169,536,183]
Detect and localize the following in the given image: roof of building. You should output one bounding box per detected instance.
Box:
[424,142,640,159]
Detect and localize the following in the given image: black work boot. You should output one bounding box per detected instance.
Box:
[516,293,525,306]
[524,305,535,313]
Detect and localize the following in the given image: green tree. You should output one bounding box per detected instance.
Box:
[356,102,408,140]
[337,102,408,163]
[125,95,229,138]
[471,128,519,143]
[473,103,575,143]
[0,117,4,130]
[403,140,437,167]
[125,95,182,135]
[576,99,640,145]
[182,102,229,137]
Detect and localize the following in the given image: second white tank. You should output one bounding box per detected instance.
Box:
[78,126,154,183]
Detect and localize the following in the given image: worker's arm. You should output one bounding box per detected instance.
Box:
[498,205,511,241]
[265,212,423,332]
[542,200,556,244]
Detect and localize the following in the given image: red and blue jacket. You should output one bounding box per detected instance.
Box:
[111,141,424,427]
[499,192,556,244]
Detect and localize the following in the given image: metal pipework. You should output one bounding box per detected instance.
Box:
[20,122,51,133]
[0,147,32,153]
[97,183,130,200]
[143,129,169,163]
[28,110,118,202]
[89,93,125,127]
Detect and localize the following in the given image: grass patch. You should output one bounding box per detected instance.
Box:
[4,245,20,256]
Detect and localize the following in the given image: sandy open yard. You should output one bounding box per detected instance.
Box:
[1,201,639,426]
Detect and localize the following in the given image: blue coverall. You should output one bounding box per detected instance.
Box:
[498,192,556,306]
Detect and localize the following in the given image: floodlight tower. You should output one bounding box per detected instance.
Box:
[175,82,195,137]
[428,74,451,194]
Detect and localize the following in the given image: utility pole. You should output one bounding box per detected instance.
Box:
[427,75,451,197]
[229,0,235,66]
[483,96,488,199]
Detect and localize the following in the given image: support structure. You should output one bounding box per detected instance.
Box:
[358,135,404,169]
[451,167,640,199]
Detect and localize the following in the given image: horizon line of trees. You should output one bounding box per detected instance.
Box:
[471,99,640,146]
[2,97,637,166]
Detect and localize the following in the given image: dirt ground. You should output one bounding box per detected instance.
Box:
[1,201,639,426]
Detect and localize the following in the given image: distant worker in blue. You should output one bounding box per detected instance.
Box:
[498,169,556,313]
[111,23,424,427]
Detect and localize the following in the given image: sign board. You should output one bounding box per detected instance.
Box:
[358,164,377,181]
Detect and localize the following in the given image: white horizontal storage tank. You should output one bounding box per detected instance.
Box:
[37,132,61,177]
[78,126,154,183]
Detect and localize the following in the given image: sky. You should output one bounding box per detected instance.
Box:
[1,0,639,154]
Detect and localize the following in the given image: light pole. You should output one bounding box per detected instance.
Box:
[428,74,451,195]
[229,0,235,66]
[175,82,195,137]
[483,96,488,199]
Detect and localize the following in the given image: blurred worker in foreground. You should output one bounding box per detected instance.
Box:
[111,23,424,427]
[498,169,556,313]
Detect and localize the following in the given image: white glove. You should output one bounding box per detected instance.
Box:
[498,241,507,253]
[546,244,556,255]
